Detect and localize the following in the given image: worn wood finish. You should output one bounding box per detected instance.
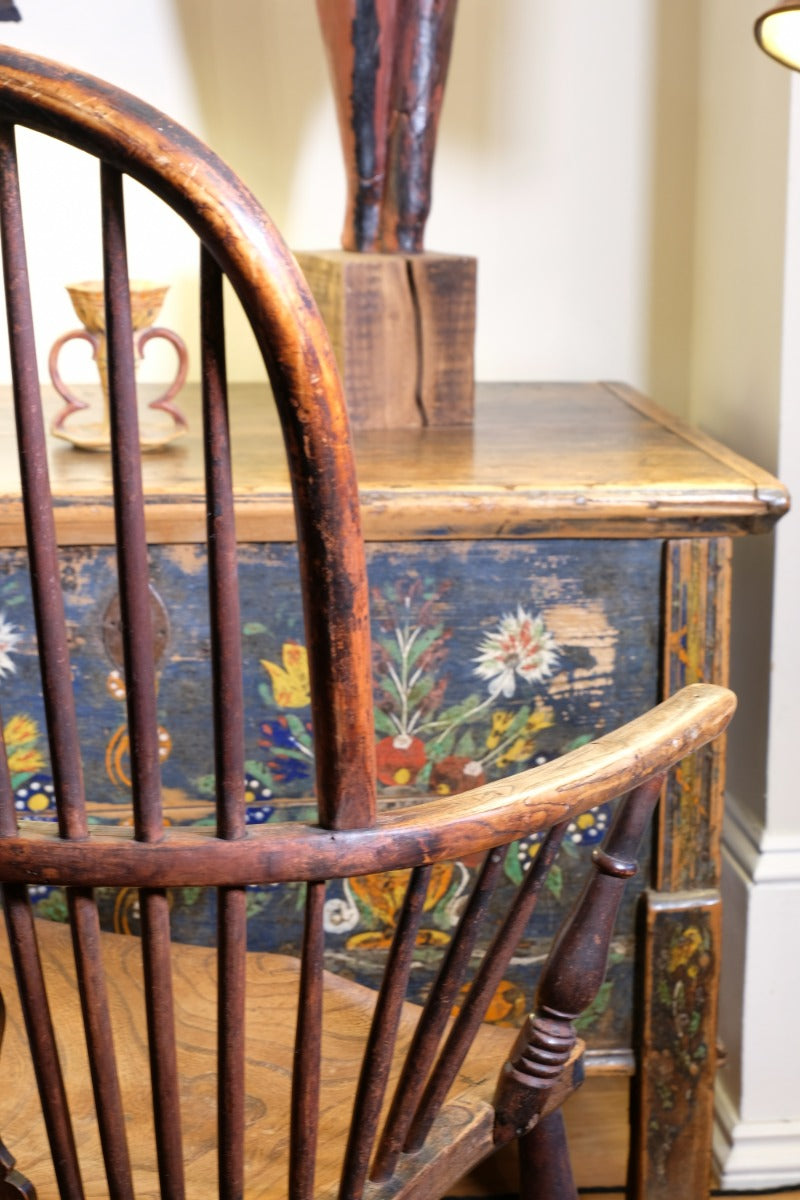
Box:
[518,1111,578,1200]
[0,917,521,1199]
[452,1076,631,1194]
[0,121,88,840]
[295,251,475,430]
[0,382,785,547]
[0,45,749,1200]
[404,824,569,1156]
[622,538,732,1200]
[342,866,433,1199]
[103,162,188,1200]
[200,244,248,1199]
[1,885,83,1198]
[659,538,731,891]
[316,0,458,252]
[629,892,721,1199]
[290,879,326,1200]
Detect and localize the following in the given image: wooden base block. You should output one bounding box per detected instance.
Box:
[295,249,476,430]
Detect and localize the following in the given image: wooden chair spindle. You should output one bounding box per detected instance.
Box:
[372,847,505,1182]
[404,822,568,1154]
[340,865,433,1200]
[200,246,249,1196]
[290,879,326,1200]
[493,775,665,1142]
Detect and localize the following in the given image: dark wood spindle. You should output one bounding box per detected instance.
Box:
[518,1110,578,1200]
[68,889,135,1200]
[372,847,505,1181]
[100,161,163,844]
[0,124,134,1198]
[200,246,248,1197]
[217,885,247,1200]
[101,162,185,1199]
[290,879,326,1200]
[2,883,84,1200]
[339,866,432,1200]
[403,823,568,1153]
[0,120,85,839]
[0,715,83,1197]
[201,245,245,843]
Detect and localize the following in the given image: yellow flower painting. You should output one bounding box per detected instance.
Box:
[261,642,310,708]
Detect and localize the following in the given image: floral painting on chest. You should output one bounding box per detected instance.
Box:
[0,536,661,1045]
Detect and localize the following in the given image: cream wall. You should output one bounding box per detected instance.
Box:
[683,1,800,1187]
[0,0,796,1188]
[690,0,787,832]
[0,0,661,391]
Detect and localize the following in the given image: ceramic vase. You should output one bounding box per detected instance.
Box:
[48,280,188,451]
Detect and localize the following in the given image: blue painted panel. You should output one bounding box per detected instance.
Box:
[0,537,662,1045]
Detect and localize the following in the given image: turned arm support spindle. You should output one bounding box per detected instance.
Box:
[493,773,665,1141]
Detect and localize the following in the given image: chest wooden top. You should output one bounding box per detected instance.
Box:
[0,381,788,546]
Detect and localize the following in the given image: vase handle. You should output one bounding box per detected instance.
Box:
[136,327,189,429]
[48,328,99,430]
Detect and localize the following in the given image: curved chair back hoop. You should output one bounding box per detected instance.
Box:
[0,45,374,832]
[0,45,737,1200]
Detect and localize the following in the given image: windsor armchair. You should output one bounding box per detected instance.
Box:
[0,47,735,1200]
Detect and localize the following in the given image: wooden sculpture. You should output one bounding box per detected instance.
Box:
[299,0,475,429]
[316,0,458,253]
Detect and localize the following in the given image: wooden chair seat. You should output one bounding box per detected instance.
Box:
[0,917,580,1199]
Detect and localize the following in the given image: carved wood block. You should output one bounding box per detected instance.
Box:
[295,250,475,429]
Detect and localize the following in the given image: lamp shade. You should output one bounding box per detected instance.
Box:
[756,4,800,71]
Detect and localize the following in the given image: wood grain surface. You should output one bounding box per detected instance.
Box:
[0,382,787,548]
[0,916,569,1199]
[295,251,475,429]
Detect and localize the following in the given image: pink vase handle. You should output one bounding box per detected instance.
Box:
[48,329,99,430]
[137,327,189,429]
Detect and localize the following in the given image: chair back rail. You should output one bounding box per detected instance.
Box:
[0,45,738,1200]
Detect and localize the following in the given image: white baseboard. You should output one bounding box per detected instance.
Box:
[723,791,800,884]
[714,1078,800,1190]
[714,794,800,1190]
